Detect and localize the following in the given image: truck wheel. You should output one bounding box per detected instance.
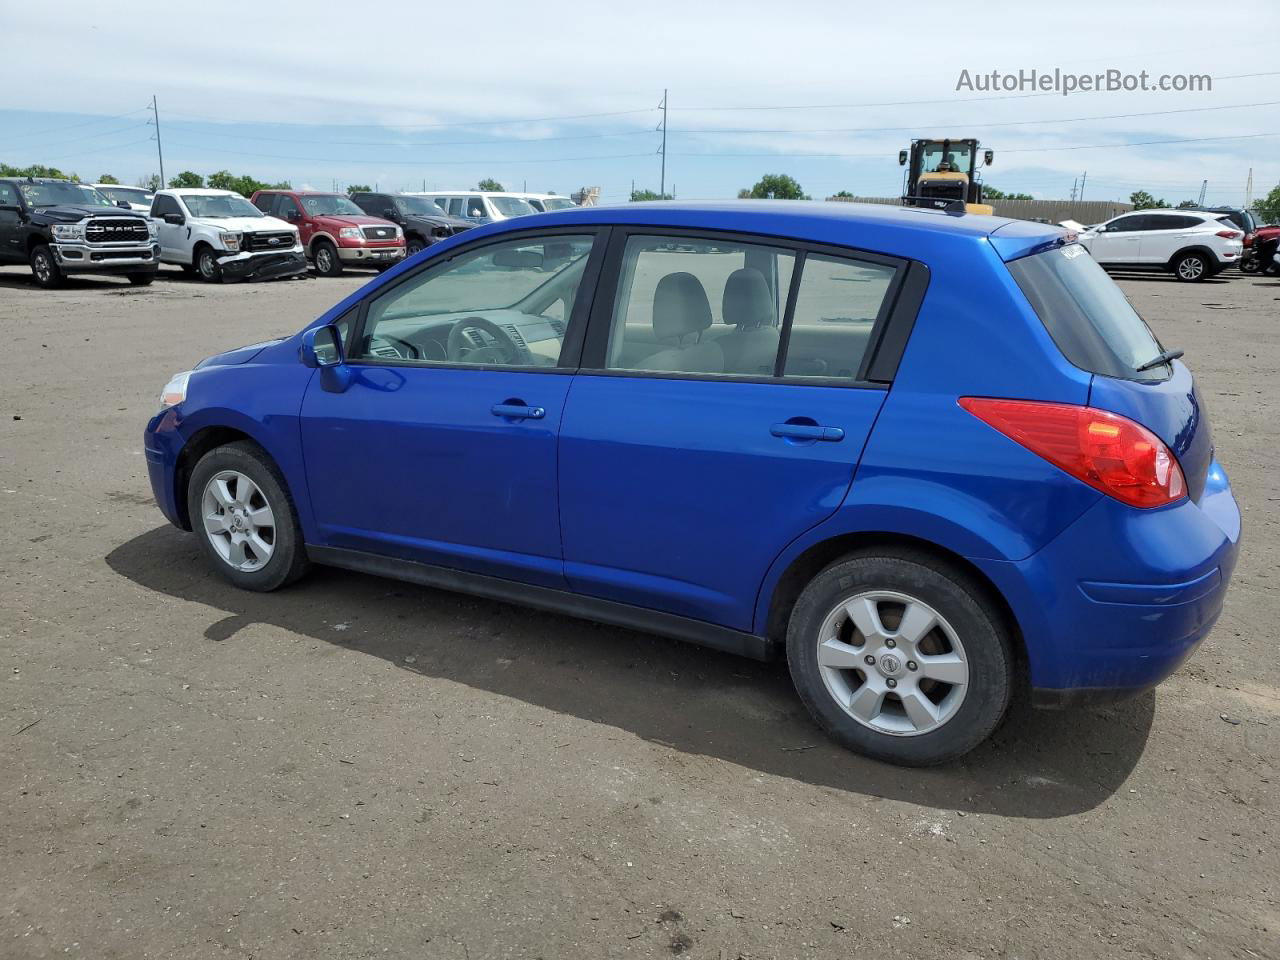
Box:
[196,246,222,283]
[30,245,63,289]
[1174,252,1209,282]
[786,548,1013,766]
[127,273,156,286]
[406,237,426,257]
[312,240,343,277]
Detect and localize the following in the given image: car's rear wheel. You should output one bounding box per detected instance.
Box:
[187,441,310,591]
[312,240,343,277]
[30,244,63,289]
[196,245,222,283]
[786,549,1013,766]
[1174,252,1209,282]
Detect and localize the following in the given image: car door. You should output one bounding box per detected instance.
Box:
[0,182,24,263]
[557,230,905,631]
[1134,215,1185,264]
[1088,214,1146,265]
[151,194,188,262]
[298,228,606,588]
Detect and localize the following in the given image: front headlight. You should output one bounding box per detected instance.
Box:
[394,225,403,239]
[159,371,192,410]
[338,226,363,240]
[147,220,158,238]
[219,231,242,251]
[52,223,84,241]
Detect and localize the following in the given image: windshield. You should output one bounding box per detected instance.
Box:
[394,196,448,217]
[181,194,264,219]
[300,194,364,216]
[98,186,153,206]
[1007,243,1166,380]
[541,197,575,210]
[489,196,536,218]
[19,181,114,208]
[921,140,975,174]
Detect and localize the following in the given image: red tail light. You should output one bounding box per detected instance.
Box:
[959,397,1186,508]
[1215,229,1242,239]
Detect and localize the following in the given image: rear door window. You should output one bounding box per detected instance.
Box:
[1007,243,1167,380]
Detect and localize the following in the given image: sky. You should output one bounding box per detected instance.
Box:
[2,0,1278,206]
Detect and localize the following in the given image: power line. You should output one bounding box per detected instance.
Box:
[162,106,657,130]
[1,107,149,143]
[159,137,655,165]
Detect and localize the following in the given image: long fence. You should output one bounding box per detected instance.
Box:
[827,195,1132,224]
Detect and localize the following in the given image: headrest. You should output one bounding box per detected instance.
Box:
[653,272,713,341]
[722,268,777,330]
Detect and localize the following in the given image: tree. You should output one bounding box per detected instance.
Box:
[1129,190,1168,210]
[0,162,76,179]
[1254,184,1280,225]
[630,188,673,201]
[98,173,120,184]
[477,178,504,191]
[206,170,237,191]
[169,171,204,188]
[981,185,1033,201]
[830,190,855,199]
[140,174,162,191]
[740,174,808,200]
[346,184,372,195]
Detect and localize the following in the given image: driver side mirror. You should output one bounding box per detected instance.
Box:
[163,212,185,226]
[300,324,344,368]
[116,199,132,209]
[383,208,402,222]
[898,149,908,166]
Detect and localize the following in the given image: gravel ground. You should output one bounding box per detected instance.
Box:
[1,262,1276,960]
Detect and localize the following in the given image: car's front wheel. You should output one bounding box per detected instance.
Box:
[406,237,426,257]
[30,244,63,289]
[786,549,1013,766]
[1174,251,1210,282]
[195,245,222,283]
[312,240,343,277]
[187,441,310,591]
[127,273,155,286]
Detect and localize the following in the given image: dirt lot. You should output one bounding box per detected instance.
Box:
[1,261,1276,960]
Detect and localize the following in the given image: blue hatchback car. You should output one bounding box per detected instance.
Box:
[145,201,1240,765]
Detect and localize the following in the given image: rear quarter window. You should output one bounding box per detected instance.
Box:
[1007,244,1166,381]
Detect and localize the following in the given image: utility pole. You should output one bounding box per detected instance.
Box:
[148,95,166,188]
[1244,167,1253,208]
[1079,171,1087,203]
[659,89,668,199]
[1070,178,1078,202]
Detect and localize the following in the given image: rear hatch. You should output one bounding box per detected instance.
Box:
[1004,241,1214,501]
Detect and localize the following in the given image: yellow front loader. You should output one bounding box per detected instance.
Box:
[899,138,994,215]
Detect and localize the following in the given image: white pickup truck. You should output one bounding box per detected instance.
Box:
[150,188,306,282]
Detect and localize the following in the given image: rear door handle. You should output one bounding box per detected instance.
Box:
[771,423,844,442]
[491,403,545,420]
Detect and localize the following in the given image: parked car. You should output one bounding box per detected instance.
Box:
[1077,209,1243,281]
[94,183,155,213]
[1241,223,1280,275]
[516,193,578,213]
[250,190,405,277]
[0,177,158,288]
[143,201,1240,766]
[416,190,537,224]
[348,191,473,257]
[150,188,306,283]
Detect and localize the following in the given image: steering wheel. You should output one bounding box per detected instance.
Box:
[446,316,528,365]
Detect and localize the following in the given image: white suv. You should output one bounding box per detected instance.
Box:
[1078,209,1244,281]
[415,191,537,224]
[150,188,306,283]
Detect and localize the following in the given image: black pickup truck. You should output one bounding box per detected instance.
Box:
[0,177,160,289]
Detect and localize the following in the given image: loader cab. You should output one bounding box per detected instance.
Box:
[900,138,994,214]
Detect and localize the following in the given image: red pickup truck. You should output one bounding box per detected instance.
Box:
[250,190,405,276]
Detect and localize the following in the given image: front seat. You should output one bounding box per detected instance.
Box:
[642,272,723,373]
[718,268,780,375]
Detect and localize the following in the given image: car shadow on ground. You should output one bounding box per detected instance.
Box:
[106,526,1154,819]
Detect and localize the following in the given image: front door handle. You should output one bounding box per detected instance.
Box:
[771,422,844,442]
[492,402,545,420]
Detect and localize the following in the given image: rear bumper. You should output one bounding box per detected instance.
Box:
[219,251,307,282]
[974,458,1241,703]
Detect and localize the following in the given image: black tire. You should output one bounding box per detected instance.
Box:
[195,245,222,283]
[1173,251,1210,282]
[127,273,156,286]
[1239,256,1260,275]
[187,441,310,592]
[406,236,426,257]
[29,244,63,289]
[786,548,1013,766]
[312,240,343,277]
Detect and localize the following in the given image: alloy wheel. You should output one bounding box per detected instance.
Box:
[814,590,969,736]
[200,470,276,572]
[33,251,52,283]
[316,247,334,273]
[1178,256,1205,280]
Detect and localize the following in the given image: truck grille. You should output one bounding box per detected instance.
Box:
[362,226,397,241]
[244,231,296,252]
[85,218,150,243]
